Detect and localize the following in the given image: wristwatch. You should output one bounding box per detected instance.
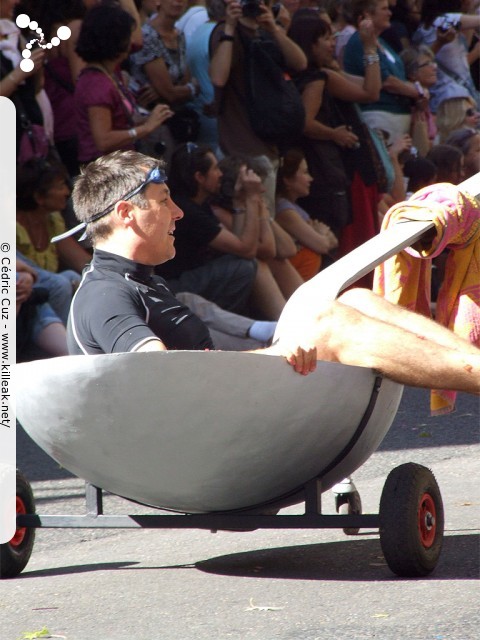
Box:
[219,32,235,42]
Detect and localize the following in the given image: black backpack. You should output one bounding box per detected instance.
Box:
[239,29,305,149]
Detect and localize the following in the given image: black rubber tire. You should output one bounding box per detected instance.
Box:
[336,491,362,536]
[379,462,444,577]
[0,470,35,578]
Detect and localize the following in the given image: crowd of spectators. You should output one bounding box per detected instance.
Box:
[1,0,479,360]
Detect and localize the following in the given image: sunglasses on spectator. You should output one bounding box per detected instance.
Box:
[465,107,477,117]
[51,166,168,242]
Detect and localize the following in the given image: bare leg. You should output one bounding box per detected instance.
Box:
[339,288,479,355]
[249,260,287,320]
[306,299,480,394]
[267,257,304,299]
[35,323,69,357]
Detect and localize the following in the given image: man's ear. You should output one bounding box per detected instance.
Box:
[114,200,135,226]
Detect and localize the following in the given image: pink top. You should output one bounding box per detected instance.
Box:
[74,67,136,163]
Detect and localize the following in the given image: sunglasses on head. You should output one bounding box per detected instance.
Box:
[51,166,168,243]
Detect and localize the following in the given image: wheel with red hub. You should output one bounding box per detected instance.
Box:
[379,463,444,577]
[0,470,35,578]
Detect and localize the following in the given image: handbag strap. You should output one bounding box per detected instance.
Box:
[81,66,136,127]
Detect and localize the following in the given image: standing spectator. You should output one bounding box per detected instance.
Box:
[74,3,172,164]
[175,0,208,41]
[343,0,425,140]
[401,44,438,154]
[129,0,200,160]
[0,0,47,158]
[412,0,480,113]
[185,0,226,151]
[209,0,307,216]
[287,13,383,271]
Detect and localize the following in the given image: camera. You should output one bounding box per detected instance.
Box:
[240,0,263,18]
[433,15,460,32]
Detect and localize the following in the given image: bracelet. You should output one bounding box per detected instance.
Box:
[186,81,196,98]
[363,53,380,66]
[232,207,246,215]
[219,32,235,42]
[128,128,137,140]
[414,80,425,98]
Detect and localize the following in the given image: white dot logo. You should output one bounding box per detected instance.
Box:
[16,14,71,72]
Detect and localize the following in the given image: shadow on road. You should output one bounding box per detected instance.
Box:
[197,533,479,581]
[16,533,478,582]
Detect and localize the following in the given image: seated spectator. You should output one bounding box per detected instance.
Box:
[426,143,465,183]
[16,159,92,320]
[400,44,438,154]
[16,258,68,359]
[74,3,172,164]
[211,155,302,318]
[445,127,480,180]
[275,148,338,280]
[403,155,437,195]
[343,0,425,141]
[436,97,480,143]
[154,143,258,315]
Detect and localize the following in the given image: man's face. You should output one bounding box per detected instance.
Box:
[135,182,184,265]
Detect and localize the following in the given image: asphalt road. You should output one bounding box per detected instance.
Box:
[2,386,479,640]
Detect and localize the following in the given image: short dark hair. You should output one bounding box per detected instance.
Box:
[445,127,480,156]
[72,150,160,244]
[75,4,135,63]
[168,143,216,198]
[426,144,463,182]
[17,158,69,210]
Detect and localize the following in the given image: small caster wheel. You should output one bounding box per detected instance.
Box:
[0,470,35,578]
[336,490,362,536]
[379,462,444,577]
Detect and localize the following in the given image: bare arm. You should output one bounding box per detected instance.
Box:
[209,0,242,87]
[144,57,195,105]
[118,0,143,49]
[275,208,336,255]
[302,80,360,148]
[87,103,172,153]
[0,48,45,97]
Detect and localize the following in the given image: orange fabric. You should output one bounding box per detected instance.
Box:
[289,246,322,281]
[373,183,480,415]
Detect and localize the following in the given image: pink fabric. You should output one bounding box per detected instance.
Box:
[75,69,135,162]
[373,183,480,415]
